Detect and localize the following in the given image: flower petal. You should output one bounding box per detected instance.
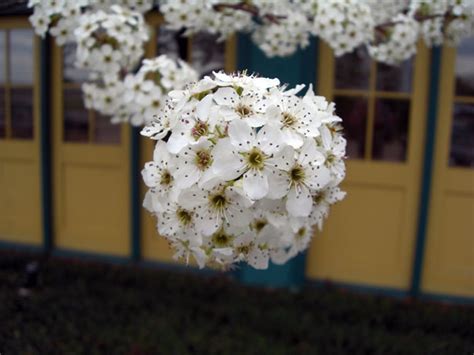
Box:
[243,170,269,200]
[213,87,239,106]
[256,124,283,155]
[196,209,221,236]
[298,138,325,166]
[228,119,255,151]
[248,248,269,269]
[266,169,291,199]
[305,164,332,191]
[286,186,313,217]
[266,145,295,171]
[174,162,200,189]
[196,94,213,121]
[281,128,304,149]
[212,138,246,180]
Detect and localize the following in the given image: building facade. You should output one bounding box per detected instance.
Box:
[0,6,473,302]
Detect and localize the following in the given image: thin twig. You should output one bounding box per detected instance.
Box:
[213,2,459,34]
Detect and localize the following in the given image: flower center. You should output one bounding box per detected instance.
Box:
[160,170,173,186]
[282,112,297,127]
[252,219,267,233]
[195,149,212,171]
[296,227,306,240]
[236,104,252,118]
[236,244,251,255]
[176,208,192,226]
[211,229,232,247]
[289,165,305,184]
[209,192,227,212]
[325,154,336,166]
[191,120,208,140]
[313,192,325,205]
[245,147,266,170]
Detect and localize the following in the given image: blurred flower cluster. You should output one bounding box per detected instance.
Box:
[159,0,474,64]
[141,72,346,269]
[29,1,474,70]
[74,5,149,76]
[28,0,198,126]
[83,55,198,125]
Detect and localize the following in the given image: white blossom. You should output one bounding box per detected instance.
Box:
[141,72,347,269]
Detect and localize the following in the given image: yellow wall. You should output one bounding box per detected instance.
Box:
[306,42,430,289]
[140,14,237,264]
[422,44,474,298]
[0,19,42,246]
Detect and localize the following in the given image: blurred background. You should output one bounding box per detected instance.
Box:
[0,2,473,353]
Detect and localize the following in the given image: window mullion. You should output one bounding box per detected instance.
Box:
[5,30,11,139]
[88,109,95,143]
[364,60,377,160]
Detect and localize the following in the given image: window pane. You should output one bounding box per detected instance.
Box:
[9,29,34,85]
[0,31,5,84]
[334,96,367,159]
[372,99,410,162]
[64,88,89,142]
[11,88,34,139]
[450,103,474,168]
[455,37,474,97]
[191,33,224,77]
[94,113,121,144]
[376,58,413,93]
[63,43,89,84]
[335,47,370,90]
[0,88,5,137]
[157,27,187,60]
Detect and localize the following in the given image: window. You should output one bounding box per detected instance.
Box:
[334,47,413,162]
[62,43,121,144]
[449,37,474,168]
[0,29,35,140]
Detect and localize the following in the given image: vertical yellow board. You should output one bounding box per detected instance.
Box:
[422,44,474,298]
[139,15,177,263]
[306,43,429,289]
[52,43,131,256]
[140,15,236,264]
[0,19,42,246]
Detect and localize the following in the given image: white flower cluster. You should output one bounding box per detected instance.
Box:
[368,15,420,65]
[158,0,474,65]
[141,72,346,270]
[28,0,87,45]
[251,10,310,57]
[82,55,198,126]
[28,1,474,69]
[410,0,474,46]
[160,0,252,40]
[312,0,374,57]
[28,0,152,46]
[74,5,149,76]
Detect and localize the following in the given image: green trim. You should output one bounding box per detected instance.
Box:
[236,35,318,288]
[0,241,45,253]
[308,279,408,299]
[130,127,141,261]
[52,248,130,264]
[139,260,225,278]
[40,37,52,252]
[420,292,474,305]
[309,279,474,305]
[410,47,442,297]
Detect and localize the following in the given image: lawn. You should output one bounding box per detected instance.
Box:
[1,251,473,354]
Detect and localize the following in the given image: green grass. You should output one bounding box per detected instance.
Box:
[1,251,473,355]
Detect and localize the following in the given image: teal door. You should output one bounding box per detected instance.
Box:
[236,35,318,288]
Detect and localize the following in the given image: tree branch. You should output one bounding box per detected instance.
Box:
[213,1,459,34]
[213,2,284,24]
